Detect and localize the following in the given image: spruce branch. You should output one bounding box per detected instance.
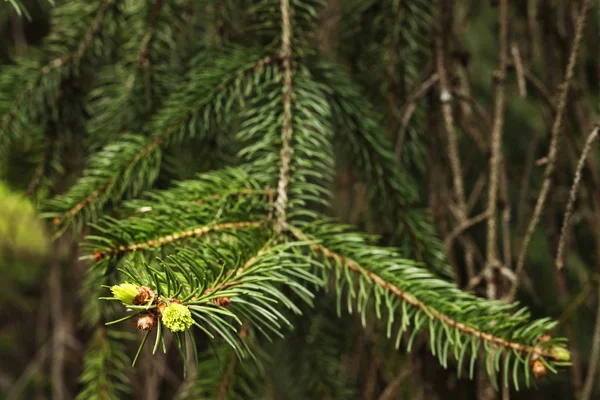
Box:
[513,0,591,297]
[92,221,264,262]
[46,52,276,230]
[0,0,117,150]
[286,221,570,386]
[76,328,132,400]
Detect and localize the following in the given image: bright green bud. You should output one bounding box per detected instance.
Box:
[549,346,571,362]
[162,303,193,332]
[110,283,139,305]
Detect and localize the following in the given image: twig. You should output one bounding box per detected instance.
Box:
[444,211,491,252]
[581,283,600,400]
[49,247,66,400]
[435,0,475,276]
[556,125,599,270]
[5,341,52,400]
[485,0,509,266]
[394,73,440,156]
[500,164,512,270]
[511,42,527,98]
[275,0,294,234]
[512,0,591,298]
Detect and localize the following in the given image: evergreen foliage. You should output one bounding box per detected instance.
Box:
[4,0,598,398]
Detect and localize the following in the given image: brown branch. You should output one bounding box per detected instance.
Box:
[444,210,491,252]
[435,0,476,277]
[513,0,591,297]
[275,0,294,233]
[556,125,599,270]
[511,42,527,98]
[485,0,509,266]
[93,221,263,261]
[287,225,566,361]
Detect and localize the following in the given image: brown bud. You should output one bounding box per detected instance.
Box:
[211,297,231,307]
[530,359,547,378]
[93,250,104,262]
[156,301,167,317]
[136,312,156,331]
[538,334,552,343]
[133,286,156,305]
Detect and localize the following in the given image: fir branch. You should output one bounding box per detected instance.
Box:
[46,51,276,230]
[275,0,294,233]
[76,328,132,400]
[93,221,264,261]
[0,0,117,148]
[286,221,570,385]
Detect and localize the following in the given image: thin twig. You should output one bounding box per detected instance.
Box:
[275,0,294,234]
[511,42,527,98]
[444,211,491,252]
[485,0,509,266]
[512,0,591,298]
[556,125,599,270]
[435,0,475,276]
[394,73,440,156]
[581,282,600,400]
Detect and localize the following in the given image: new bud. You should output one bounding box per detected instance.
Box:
[111,283,140,305]
[161,303,193,332]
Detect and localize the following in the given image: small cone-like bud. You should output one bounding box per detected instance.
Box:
[211,297,231,307]
[136,312,156,331]
[549,346,571,362]
[133,286,156,305]
[538,334,552,343]
[161,303,193,332]
[531,359,547,378]
[111,283,139,305]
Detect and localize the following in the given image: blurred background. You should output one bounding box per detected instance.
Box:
[0,0,599,399]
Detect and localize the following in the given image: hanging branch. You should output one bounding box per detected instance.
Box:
[286,224,570,370]
[556,124,599,270]
[275,0,294,233]
[512,0,591,297]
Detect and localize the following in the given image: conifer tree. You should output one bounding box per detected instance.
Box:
[4,0,599,398]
